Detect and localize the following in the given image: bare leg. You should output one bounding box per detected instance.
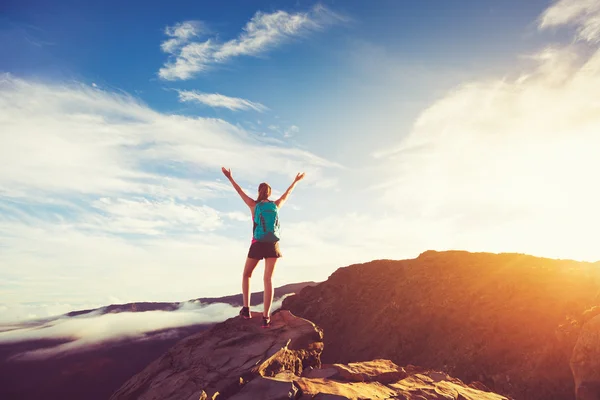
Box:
[242,257,260,308]
[263,257,278,317]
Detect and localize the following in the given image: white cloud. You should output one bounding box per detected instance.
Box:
[265,124,299,138]
[161,21,204,54]
[284,125,300,138]
[0,296,291,359]
[0,75,341,306]
[0,218,248,305]
[0,302,104,324]
[0,74,337,197]
[90,197,223,235]
[158,6,343,80]
[159,40,214,80]
[178,90,267,112]
[539,0,600,43]
[225,211,251,222]
[370,3,600,262]
[213,10,320,61]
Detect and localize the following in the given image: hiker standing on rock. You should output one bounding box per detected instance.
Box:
[222,167,305,328]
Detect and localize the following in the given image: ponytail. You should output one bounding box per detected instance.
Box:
[256,183,271,202]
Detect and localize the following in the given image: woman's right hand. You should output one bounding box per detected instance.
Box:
[295,172,305,182]
[222,167,232,179]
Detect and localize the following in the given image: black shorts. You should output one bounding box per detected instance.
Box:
[248,241,282,260]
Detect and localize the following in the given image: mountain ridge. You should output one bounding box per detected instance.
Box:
[283,249,600,399]
[65,281,319,318]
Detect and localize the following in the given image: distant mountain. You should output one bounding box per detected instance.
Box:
[192,281,320,307]
[66,281,318,317]
[0,281,317,400]
[283,251,600,400]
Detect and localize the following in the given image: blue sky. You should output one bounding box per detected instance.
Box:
[2,0,600,322]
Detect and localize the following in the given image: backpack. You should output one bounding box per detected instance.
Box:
[253,201,281,242]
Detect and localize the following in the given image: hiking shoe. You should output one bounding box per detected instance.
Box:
[261,316,271,328]
[239,306,251,319]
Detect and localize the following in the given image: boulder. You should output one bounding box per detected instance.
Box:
[228,372,301,400]
[328,359,409,383]
[234,362,509,400]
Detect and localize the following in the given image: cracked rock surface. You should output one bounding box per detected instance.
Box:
[111,310,509,400]
[110,310,323,400]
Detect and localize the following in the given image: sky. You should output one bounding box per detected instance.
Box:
[2,0,600,322]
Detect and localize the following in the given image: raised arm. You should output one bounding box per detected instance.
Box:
[222,167,255,208]
[274,172,305,208]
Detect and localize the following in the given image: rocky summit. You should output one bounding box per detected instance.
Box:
[282,250,600,400]
[112,310,509,400]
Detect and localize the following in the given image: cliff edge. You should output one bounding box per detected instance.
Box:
[112,309,509,400]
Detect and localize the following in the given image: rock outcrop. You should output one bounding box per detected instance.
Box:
[282,250,600,400]
[111,310,323,400]
[112,310,509,399]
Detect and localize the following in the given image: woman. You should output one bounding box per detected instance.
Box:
[221,167,305,328]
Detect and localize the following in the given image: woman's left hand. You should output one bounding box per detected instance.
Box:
[222,167,232,179]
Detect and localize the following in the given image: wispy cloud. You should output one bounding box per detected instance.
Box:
[89,197,223,235]
[224,211,251,222]
[0,74,341,306]
[0,218,248,306]
[6,22,56,48]
[212,9,320,61]
[0,74,337,197]
[539,0,600,42]
[159,5,343,80]
[369,1,600,262]
[283,125,300,138]
[0,302,104,325]
[177,90,267,112]
[157,21,211,80]
[161,21,205,53]
[265,124,299,138]
[159,40,214,80]
[0,296,291,359]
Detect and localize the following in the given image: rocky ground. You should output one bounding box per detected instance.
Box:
[282,250,600,400]
[112,310,511,400]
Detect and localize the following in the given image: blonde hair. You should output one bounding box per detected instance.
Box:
[256,182,271,202]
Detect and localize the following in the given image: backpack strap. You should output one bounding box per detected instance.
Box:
[253,201,261,224]
[254,201,268,223]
